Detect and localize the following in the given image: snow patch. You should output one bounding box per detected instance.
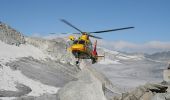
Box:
[0,97,16,100]
[0,41,59,97]
[0,41,51,63]
[0,65,59,96]
[98,59,121,65]
[100,47,143,60]
[99,47,119,55]
[117,55,143,60]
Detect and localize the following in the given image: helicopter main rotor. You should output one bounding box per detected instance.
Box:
[60,19,134,39]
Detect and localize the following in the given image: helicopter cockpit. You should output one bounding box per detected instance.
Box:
[73,40,85,45]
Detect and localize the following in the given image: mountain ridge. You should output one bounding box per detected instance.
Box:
[0,21,25,45]
[0,22,170,100]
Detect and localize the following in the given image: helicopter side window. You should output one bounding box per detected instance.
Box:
[73,40,78,44]
[79,40,85,44]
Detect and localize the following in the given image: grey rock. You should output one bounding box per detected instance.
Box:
[7,57,78,87]
[15,94,59,100]
[0,83,31,97]
[112,83,168,100]
[131,86,147,99]
[0,22,25,45]
[151,93,166,100]
[58,67,107,100]
[123,94,138,100]
[139,91,153,100]
[144,83,168,93]
[165,93,170,100]
[145,51,170,62]
[25,37,76,65]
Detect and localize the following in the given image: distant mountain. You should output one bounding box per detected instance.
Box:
[97,47,144,62]
[145,51,170,62]
[0,21,25,45]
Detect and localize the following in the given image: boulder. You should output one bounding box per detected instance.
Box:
[151,93,166,100]
[58,67,107,100]
[112,83,168,100]
[140,91,153,100]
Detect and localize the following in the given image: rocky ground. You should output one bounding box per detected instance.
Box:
[1,22,170,100]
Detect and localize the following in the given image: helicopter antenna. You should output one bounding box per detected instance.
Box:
[60,19,83,33]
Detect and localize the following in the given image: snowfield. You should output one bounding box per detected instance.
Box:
[0,41,51,63]
[99,47,144,61]
[0,65,59,96]
[0,41,59,98]
[93,48,166,92]
[0,39,169,100]
[98,59,121,65]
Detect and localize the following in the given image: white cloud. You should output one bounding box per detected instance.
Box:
[98,40,170,53]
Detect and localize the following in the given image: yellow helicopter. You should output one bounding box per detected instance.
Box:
[60,19,134,65]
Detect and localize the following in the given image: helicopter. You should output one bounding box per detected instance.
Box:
[60,19,134,65]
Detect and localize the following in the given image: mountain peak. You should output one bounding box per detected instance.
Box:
[0,22,25,45]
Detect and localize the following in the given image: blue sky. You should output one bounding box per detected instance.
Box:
[0,0,170,51]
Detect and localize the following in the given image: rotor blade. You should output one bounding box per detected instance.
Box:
[88,34,102,39]
[61,33,68,34]
[49,33,56,34]
[90,27,134,33]
[73,33,81,34]
[49,33,68,34]
[60,19,83,33]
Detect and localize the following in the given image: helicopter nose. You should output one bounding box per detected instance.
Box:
[71,44,85,51]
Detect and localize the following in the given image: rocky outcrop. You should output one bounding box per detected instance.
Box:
[145,51,170,62]
[25,37,76,65]
[0,21,25,45]
[0,83,31,97]
[58,63,107,100]
[57,61,122,100]
[2,22,169,100]
[112,83,169,100]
